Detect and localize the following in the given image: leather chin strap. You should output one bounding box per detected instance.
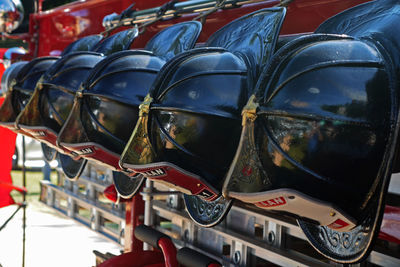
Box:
[223,94,269,196]
[120,93,156,169]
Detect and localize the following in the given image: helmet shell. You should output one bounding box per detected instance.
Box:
[59,21,203,171]
[119,8,286,202]
[232,34,398,224]
[150,48,249,191]
[61,34,103,56]
[16,28,138,152]
[1,61,27,95]
[0,56,58,133]
[16,52,104,151]
[58,50,166,170]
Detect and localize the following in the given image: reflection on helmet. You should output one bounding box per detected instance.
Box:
[58,50,166,170]
[15,28,137,154]
[0,57,58,134]
[119,8,286,227]
[15,29,138,181]
[120,8,286,202]
[228,34,395,224]
[16,52,104,152]
[148,49,248,199]
[224,34,399,263]
[58,21,202,173]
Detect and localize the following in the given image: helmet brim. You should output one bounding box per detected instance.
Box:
[58,153,87,181]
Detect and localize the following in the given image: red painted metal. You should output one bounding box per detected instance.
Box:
[125,194,145,252]
[117,0,372,49]
[103,184,130,203]
[208,264,222,267]
[28,0,166,57]
[27,0,372,57]
[97,250,164,267]
[158,237,178,267]
[379,205,400,244]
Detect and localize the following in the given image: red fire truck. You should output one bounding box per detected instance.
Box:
[1,0,400,266]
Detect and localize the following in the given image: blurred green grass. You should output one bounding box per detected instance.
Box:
[10,170,58,203]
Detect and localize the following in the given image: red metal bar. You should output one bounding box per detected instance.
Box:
[103,185,129,203]
[125,193,145,252]
[97,250,164,267]
[158,237,178,267]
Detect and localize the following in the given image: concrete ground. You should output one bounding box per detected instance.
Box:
[0,200,121,267]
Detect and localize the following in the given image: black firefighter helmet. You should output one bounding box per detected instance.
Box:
[0,56,59,134]
[0,34,102,179]
[224,0,400,262]
[57,21,202,197]
[0,61,27,96]
[0,34,103,136]
[16,28,137,152]
[15,28,138,180]
[119,8,286,225]
[224,33,398,263]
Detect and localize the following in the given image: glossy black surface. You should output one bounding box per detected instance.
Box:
[144,21,201,61]
[17,27,138,139]
[14,32,104,135]
[112,172,145,199]
[315,0,400,173]
[150,50,248,187]
[59,50,165,154]
[289,1,400,262]
[61,34,103,56]
[234,31,398,264]
[142,8,286,190]
[13,57,60,92]
[59,21,202,157]
[10,33,105,181]
[58,153,87,181]
[255,34,394,221]
[41,142,57,162]
[0,61,27,95]
[42,53,104,127]
[0,57,58,125]
[17,52,104,134]
[206,7,286,82]
[93,28,138,56]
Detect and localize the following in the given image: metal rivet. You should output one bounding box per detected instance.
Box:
[330,212,336,217]
[267,231,276,244]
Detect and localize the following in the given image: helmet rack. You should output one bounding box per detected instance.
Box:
[102,0,281,29]
[40,162,400,266]
[140,180,400,266]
